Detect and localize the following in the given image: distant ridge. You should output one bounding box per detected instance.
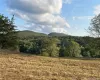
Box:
[48,32,67,37]
[17,30,68,38]
[18,30,47,38]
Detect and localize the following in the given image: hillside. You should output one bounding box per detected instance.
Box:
[0,53,100,80]
[18,30,47,38]
[17,31,68,38]
[48,32,67,37]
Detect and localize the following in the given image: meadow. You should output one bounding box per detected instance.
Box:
[0,52,100,80]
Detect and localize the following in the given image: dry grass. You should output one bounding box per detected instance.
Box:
[0,53,100,80]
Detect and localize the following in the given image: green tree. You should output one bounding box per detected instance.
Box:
[88,14,100,57]
[66,41,81,57]
[40,38,59,57]
[81,47,91,58]
[89,14,100,37]
[60,40,81,57]
[87,38,100,58]
[0,14,18,50]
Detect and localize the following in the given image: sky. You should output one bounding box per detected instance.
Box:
[0,0,100,36]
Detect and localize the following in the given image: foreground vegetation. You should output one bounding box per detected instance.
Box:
[0,52,100,80]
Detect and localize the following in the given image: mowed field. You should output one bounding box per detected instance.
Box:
[0,53,100,80]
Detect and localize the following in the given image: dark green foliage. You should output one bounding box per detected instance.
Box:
[89,38,100,50]
[81,44,100,58]
[59,39,81,57]
[0,14,18,50]
[19,40,40,54]
[19,37,59,57]
[81,47,91,57]
[18,35,100,58]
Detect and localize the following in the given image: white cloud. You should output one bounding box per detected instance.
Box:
[94,5,100,15]
[6,0,70,34]
[73,16,93,20]
[24,23,68,34]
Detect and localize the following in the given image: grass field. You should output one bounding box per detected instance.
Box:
[0,52,100,80]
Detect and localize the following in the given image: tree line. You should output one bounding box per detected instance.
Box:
[18,36,100,58]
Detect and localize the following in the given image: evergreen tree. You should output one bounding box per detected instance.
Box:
[0,14,18,50]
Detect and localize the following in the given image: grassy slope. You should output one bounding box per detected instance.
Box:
[18,30,47,38]
[0,53,100,80]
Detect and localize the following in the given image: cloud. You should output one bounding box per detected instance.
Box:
[94,5,100,15]
[6,0,70,34]
[73,16,93,20]
[25,23,68,34]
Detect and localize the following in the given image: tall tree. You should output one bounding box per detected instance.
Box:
[88,14,100,57]
[89,14,100,37]
[0,14,18,49]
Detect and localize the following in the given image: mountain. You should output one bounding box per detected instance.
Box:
[18,30,47,38]
[48,32,67,37]
[17,30,68,38]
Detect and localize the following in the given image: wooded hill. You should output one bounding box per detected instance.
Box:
[17,30,47,38]
[18,30,68,38]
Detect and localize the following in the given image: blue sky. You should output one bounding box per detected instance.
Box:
[0,0,100,36]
